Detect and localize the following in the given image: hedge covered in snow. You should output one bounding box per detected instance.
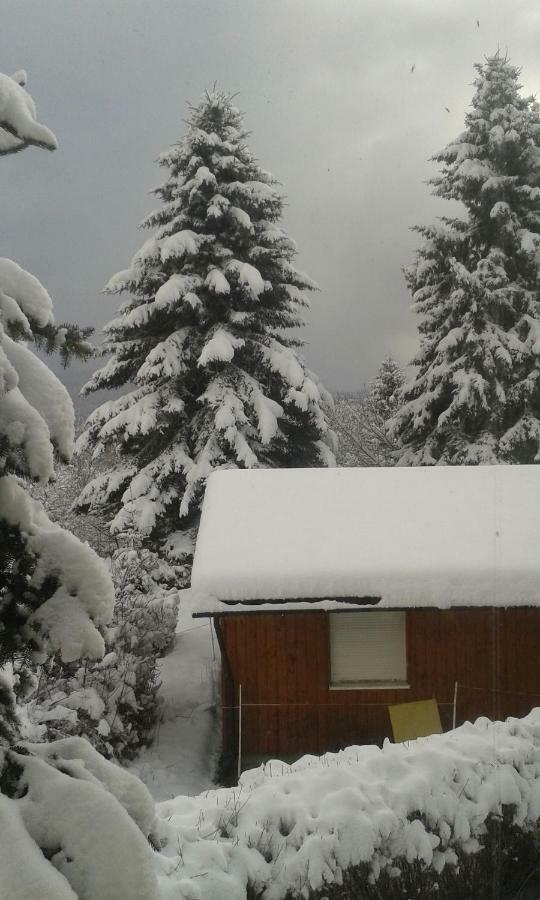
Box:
[155,710,540,899]
[24,547,179,760]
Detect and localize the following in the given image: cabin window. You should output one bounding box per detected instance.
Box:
[329,611,408,689]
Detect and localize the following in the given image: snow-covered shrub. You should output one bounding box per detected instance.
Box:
[0,70,159,899]
[109,546,180,658]
[155,711,540,900]
[22,649,160,761]
[26,437,181,758]
[24,544,180,759]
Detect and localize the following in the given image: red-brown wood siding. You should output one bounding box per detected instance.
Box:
[217,609,540,757]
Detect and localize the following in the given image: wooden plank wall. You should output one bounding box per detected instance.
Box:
[218,609,540,757]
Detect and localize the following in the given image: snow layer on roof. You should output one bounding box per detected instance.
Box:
[191,465,540,608]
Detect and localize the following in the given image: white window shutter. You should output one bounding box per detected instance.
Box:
[330,611,407,686]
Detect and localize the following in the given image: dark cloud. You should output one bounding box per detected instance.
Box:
[3,0,540,399]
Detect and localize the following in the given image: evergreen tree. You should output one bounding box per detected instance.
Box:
[0,72,158,900]
[0,70,159,900]
[0,71,113,744]
[369,355,404,423]
[392,53,540,465]
[77,90,335,560]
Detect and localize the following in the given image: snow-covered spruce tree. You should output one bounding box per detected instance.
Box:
[392,53,540,465]
[0,70,112,741]
[76,90,335,561]
[331,357,403,466]
[0,70,159,900]
[370,355,404,423]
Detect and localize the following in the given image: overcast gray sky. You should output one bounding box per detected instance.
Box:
[3,0,540,403]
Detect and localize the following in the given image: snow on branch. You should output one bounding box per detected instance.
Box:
[0,478,114,663]
[0,258,54,329]
[0,71,57,155]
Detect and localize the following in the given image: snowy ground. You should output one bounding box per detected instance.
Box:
[129,593,220,801]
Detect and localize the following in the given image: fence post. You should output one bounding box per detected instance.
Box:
[237,683,242,782]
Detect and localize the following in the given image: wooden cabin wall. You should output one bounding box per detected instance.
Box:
[217,609,540,758]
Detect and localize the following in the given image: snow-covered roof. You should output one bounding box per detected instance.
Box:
[191,465,540,611]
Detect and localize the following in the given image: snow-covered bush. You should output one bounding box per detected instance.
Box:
[75,88,335,565]
[0,70,159,899]
[22,649,161,762]
[109,546,180,658]
[154,711,540,900]
[24,545,179,760]
[26,438,181,759]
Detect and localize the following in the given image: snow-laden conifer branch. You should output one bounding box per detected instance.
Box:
[0,70,57,155]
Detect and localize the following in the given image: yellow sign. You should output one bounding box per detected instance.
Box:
[389,699,442,743]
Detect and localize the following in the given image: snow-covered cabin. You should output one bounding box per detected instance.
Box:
[191,465,540,760]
